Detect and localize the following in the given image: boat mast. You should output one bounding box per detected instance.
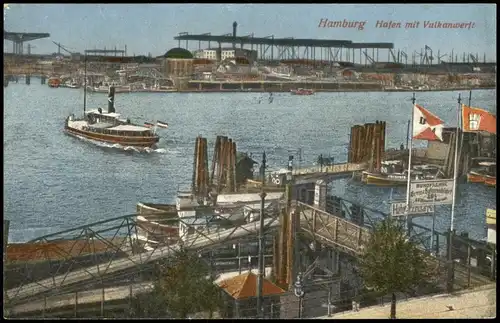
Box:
[83,54,87,115]
[405,93,416,233]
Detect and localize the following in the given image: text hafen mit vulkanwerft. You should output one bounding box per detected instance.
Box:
[318,19,476,30]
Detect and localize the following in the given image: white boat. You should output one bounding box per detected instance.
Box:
[88,81,131,93]
[62,81,80,89]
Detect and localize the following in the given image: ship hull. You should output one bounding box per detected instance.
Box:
[362,172,407,186]
[484,176,496,187]
[64,125,159,148]
[136,203,179,244]
[467,172,488,183]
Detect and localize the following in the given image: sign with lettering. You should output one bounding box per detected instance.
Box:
[486,209,496,225]
[391,201,434,217]
[409,179,454,207]
[487,228,496,245]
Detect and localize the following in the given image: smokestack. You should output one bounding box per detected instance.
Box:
[216,44,222,63]
[232,21,237,49]
[108,86,115,113]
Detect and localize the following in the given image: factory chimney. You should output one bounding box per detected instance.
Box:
[232,21,237,49]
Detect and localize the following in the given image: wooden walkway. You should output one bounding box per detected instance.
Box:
[293,162,367,177]
[297,202,494,290]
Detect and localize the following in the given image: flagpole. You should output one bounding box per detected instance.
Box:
[446,93,462,292]
[405,93,416,230]
[430,206,436,255]
[450,94,461,232]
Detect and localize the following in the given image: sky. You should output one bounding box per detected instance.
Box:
[3,4,497,61]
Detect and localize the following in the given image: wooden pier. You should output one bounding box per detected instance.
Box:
[296,202,494,290]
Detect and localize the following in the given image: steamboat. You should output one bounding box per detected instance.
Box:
[64,86,160,148]
[361,161,443,186]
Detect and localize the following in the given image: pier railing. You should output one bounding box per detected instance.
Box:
[296,202,495,292]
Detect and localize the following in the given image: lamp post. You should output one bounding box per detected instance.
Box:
[293,272,305,318]
[256,152,267,318]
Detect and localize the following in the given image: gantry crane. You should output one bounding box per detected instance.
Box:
[362,50,375,65]
[52,41,75,56]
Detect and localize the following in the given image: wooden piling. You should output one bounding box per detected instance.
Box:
[286,208,294,288]
[356,125,364,163]
[210,136,221,187]
[232,141,237,192]
[374,121,381,171]
[192,136,200,194]
[348,126,355,163]
[226,139,233,191]
[380,121,386,162]
[202,137,209,196]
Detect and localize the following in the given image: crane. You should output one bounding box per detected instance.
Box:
[52,41,75,56]
[424,45,433,65]
[437,52,447,64]
[389,49,397,63]
[400,51,408,66]
[26,44,35,55]
[469,53,478,64]
[362,50,375,65]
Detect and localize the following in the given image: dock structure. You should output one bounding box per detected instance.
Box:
[3,30,50,55]
[4,132,495,317]
[4,192,495,317]
[173,23,495,71]
[4,215,282,306]
[174,26,394,64]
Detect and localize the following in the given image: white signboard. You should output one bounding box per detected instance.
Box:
[391,202,435,217]
[488,228,496,245]
[409,179,454,207]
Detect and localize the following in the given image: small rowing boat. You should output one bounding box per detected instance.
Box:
[291,88,314,95]
[156,121,169,128]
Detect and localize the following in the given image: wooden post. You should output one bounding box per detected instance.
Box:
[43,296,47,318]
[312,210,317,232]
[435,234,440,256]
[467,244,471,288]
[210,136,221,186]
[101,287,105,317]
[192,136,200,195]
[74,291,78,317]
[203,138,210,195]
[491,247,496,280]
[232,141,237,192]
[334,219,338,242]
[348,126,354,163]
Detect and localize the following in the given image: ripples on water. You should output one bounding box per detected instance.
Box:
[3,81,497,242]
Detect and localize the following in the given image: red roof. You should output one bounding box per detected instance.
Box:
[217,272,285,300]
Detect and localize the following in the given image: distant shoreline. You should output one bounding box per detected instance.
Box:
[175,87,496,93]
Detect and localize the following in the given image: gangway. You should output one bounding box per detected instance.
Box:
[5,211,281,306]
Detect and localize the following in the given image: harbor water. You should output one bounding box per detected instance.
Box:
[4,81,496,242]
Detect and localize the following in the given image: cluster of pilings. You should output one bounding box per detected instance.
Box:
[210,136,238,194]
[348,121,386,172]
[192,136,210,197]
